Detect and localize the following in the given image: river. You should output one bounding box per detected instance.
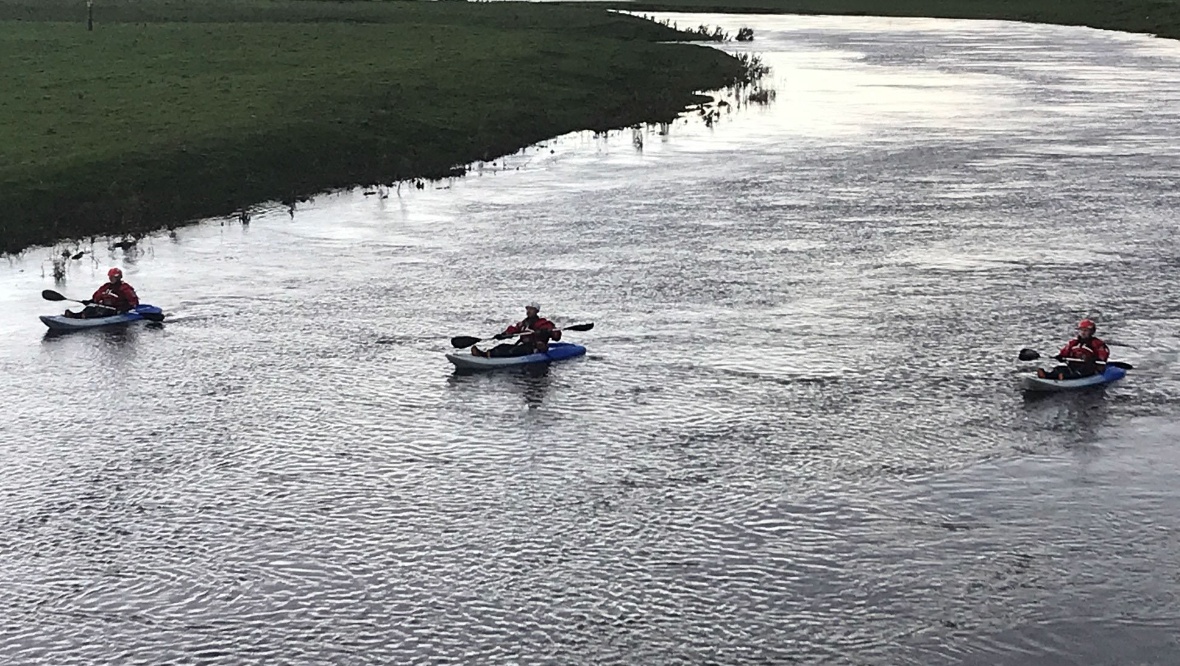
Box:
[2,12,1180,665]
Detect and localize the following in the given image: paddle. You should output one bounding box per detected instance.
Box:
[1017,348,1133,370]
[451,322,594,349]
[41,289,165,322]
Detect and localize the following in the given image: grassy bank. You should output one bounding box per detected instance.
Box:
[0,1,744,255]
[597,0,1180,41]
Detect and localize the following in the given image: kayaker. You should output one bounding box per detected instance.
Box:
[1038,318,1110,379]
[471,303,562,358]
[65,268,139,318]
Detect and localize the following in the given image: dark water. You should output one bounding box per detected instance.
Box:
[3,13,1180,665]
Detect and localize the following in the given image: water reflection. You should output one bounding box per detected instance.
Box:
[448,362,557,408]
[41,323,148,346]
[1020,386,1112,443]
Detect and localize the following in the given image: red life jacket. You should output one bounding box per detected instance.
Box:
[503,316,561,349]
[1059,336,1109,363]
[91,282,139,312]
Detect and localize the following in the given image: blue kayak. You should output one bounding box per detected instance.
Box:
[446,342,586,370]
[1021,365,1126,392]
[40,305,163,331]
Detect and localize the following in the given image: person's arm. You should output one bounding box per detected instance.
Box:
[1095,340,1110,362]
[537,320,561,341]
[496,322,523,339]
[122,284,139,308]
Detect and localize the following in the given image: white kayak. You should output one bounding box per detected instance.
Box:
[1020,365,1127,392]
[447,342,586,370]
[40,305,163,331]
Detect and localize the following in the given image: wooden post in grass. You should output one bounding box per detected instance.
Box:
[87,0,93,31]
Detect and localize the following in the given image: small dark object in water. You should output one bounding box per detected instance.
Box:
[736,27,754,42]
[111,238,138,250]
[747,89,776,104]
[71,251,86,260]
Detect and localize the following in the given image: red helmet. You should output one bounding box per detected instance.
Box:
[107,267,123,280]
[1078,318,1096,331]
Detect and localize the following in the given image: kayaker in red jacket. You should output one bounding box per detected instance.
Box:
[472,303,562,358]
[1038,318,1110,379]
[65,268,139,318]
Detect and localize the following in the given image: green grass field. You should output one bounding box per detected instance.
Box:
[0,1,743,254]
[597,0,1180,40]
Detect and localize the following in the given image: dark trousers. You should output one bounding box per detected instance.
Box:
[65,305,119,319]
[1044,363,1098,380]
[487,330,551,358]
[487,342,536,358]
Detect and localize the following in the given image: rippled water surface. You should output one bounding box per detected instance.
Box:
[3,14,1180,665]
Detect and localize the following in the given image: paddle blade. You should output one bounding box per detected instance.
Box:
[41,289,67,302]
[1108,361,1134,370]
[140,312,165,322]
[562,322,594,332]
[451,335,482,349]
[1017,348,1040,361]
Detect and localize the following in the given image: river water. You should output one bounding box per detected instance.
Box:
[3,13,1180,665]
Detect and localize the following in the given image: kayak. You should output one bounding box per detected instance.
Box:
[1020,365,1127,392]
[40,305,163,331]
[446,342,586,370]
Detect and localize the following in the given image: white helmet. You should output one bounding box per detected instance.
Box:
[526,302,540,312]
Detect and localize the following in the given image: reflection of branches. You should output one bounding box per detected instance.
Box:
[50,256,66,282]
[730,52,776,106]
[746,88,777,105]
[734,52,770,85]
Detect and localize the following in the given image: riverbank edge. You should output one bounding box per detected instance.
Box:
[2,85,734,257]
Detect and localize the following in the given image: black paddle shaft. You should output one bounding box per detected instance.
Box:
[1017,347,1132,370]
